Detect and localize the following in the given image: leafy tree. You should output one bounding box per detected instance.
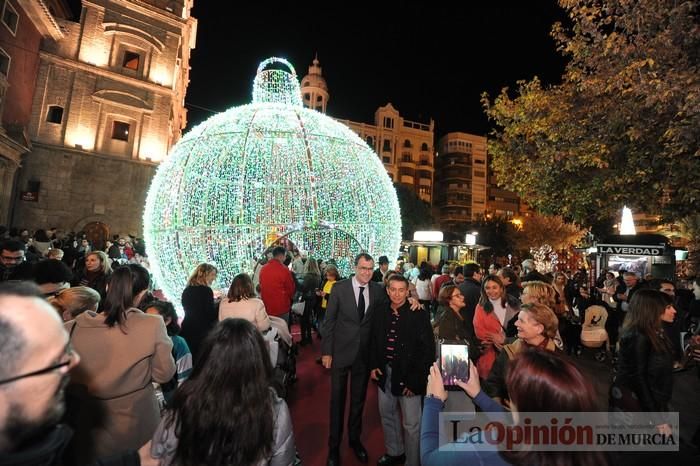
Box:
[514,213,588,273]
[465,216,519,258]
[394,183,434,239]
[514,213,588,252]
[667,214,700,278]
[680,215,700,278]
[482,0,700,230]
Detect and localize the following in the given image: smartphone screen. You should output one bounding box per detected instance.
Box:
[439,343,470,388]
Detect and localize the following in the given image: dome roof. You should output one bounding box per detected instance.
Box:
[143,58,401,308]
[301,57,328,92]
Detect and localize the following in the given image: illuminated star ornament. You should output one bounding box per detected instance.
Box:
[143,57,402,308]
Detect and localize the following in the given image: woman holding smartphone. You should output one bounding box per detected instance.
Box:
[422,349,607,466]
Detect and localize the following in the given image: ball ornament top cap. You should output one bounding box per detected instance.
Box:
[252,57,303,107]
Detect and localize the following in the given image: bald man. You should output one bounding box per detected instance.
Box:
[0,282,155,465]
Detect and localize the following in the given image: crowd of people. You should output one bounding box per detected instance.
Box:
[1,225,700,466]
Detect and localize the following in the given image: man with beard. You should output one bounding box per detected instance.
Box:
[0,281,78,464]
[0,282,155,465]
[0,240,33,282]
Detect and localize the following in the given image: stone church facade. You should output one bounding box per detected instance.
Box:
[10,0,196,240]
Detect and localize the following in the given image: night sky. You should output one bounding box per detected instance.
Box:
[186,1,569,137]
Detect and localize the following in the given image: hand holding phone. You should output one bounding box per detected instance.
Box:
[456,363,481,398]
[426,363,447,401]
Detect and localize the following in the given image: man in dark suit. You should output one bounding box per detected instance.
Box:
[457,263,482,323]
[321,253,381,465]
[322,253,421,466]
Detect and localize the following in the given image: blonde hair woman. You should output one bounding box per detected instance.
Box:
[180,263,218,359]
[483,302,560,404]
[520,280,557,308]
[522,280,564,350]
[49,286,101,321]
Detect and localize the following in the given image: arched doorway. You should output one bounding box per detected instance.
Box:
[83,221,110,251]
[253,226,366,281]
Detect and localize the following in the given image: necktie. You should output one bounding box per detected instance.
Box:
[358,286,366,321]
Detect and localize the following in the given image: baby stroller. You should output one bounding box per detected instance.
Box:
[263,316,297,399]
[580,305,610,362]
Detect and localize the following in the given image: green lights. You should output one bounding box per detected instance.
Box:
[143,58,401,311]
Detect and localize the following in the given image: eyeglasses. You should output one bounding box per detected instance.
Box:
[0,343,75,386]
[356,266,374,272]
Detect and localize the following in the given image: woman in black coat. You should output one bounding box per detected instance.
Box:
[433,285,480,363]
[611,289,677,434]
[180,263,218,361]
[299,258,321,345]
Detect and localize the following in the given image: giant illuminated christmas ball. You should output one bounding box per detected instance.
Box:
[143,57,402,305]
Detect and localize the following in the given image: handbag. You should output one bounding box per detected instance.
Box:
[291,298,305,316]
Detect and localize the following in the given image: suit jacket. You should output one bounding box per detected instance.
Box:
[321,278,388,368]
[458,278,481,322]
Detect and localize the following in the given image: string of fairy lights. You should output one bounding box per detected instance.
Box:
[143,58,401,309]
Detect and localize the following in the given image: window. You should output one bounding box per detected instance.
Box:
[0,47,9,76]
[403,139,412,148]
[383,117,394,129]
[46,106,64,124]
[122,51,140,70]
[111,121,130,141]
[382,156,390,164]
[316,95,322,102]
[382,139,391,152]
[474,170,485,177]
[303,93,310,101]
[366,136,374,147]
[421,142,429,151]
[2,1,18,35]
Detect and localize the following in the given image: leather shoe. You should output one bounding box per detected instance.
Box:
[349,441,368,463]
[377,453,406,465]
[327,448,340,466]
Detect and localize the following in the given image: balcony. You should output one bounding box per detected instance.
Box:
[441,171,472,181]
[440,212,472,222]
[442,200,471,208]
[398,159,416,169]
[446,184,471,191]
